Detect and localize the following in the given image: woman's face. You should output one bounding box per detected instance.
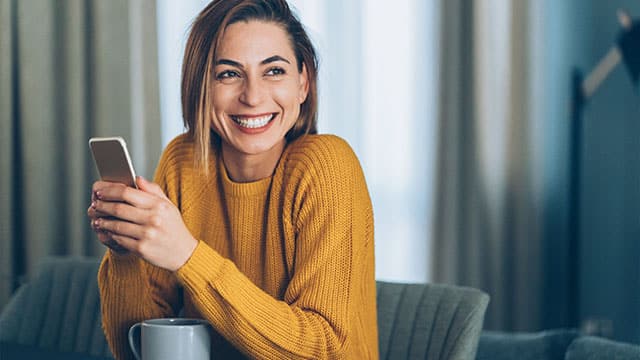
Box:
[211,20,308,159]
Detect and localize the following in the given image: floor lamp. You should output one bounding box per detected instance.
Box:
[569,10,640,330]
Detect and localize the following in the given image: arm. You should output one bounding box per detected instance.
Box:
[95,146,184,360]
[176,139,373,359]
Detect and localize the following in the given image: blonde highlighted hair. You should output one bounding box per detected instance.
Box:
[181,0,319,173]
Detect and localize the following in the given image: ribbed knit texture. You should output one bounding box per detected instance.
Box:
[98,134,378,359]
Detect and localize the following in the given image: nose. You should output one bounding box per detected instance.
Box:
[239,77,264,106]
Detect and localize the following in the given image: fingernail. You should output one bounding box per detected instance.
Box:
[93,220,100,229]
[95,191,102,199]
[91,201,97,209]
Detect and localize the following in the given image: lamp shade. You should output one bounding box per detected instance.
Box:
[618,19,640,87]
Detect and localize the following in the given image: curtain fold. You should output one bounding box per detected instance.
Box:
[0,0,161,309]
[0,0,16,311]
[433,0,476,287]
[433,0,543,331]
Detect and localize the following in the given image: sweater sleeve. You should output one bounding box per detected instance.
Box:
[97,138,185,360]
[175,136,372,359]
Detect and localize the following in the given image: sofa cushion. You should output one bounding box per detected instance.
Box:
[476,329,580,360]
[565,336,640,360]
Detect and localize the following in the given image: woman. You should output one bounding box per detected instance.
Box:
[87,0,377,358]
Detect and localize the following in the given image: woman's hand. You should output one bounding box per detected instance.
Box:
[87,186,130,255]
[87,177,198,271]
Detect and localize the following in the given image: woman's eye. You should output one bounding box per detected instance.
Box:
[265,67,286,76]
[216,70,240,80]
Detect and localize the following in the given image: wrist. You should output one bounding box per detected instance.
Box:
[173,236,199,272]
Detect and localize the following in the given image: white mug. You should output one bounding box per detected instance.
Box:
[128,318,211,360]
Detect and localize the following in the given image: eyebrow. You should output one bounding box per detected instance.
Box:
[215,55,291,68]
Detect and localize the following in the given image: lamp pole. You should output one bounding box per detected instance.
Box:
[568,68,584,328]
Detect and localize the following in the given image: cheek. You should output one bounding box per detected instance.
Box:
[211,85,235,109]
[210,87,237,123]
[273,84,302,114]
[209,97,225,132]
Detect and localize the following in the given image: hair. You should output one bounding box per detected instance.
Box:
[181,0,319,173]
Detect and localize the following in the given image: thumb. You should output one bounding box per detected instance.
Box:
[136,176,167,199]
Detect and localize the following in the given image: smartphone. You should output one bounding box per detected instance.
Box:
[89,136,138,188]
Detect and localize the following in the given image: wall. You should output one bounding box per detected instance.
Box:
[541,0,640,343]
[579,0,640,344]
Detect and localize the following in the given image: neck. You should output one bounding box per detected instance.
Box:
[220,141,286,183]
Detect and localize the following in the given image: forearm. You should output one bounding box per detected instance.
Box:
[176,242,349,359]
[98,251,180,360]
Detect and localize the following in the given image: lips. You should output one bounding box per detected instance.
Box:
[230,113,275,129]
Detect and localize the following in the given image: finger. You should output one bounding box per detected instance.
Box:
[90,217,111,233]
[90,218,100,233]
[104,237,130,254]
[93,200,149,225]
[136,176,168,200]
[92,225,124,250]
[95,229,113,245]
[110,233,140,254]
[92,180,124,194]
[92,181,129,201]
[96,231,110,244]
[87,204,113,219]
[95,185,156,209]
[95,217,145,240]
[92,181,114,202]
[95,230,130,254]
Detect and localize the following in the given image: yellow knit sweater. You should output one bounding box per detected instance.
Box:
[98,134,378,359]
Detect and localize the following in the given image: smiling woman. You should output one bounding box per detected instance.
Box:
[88,0,378,359]
[180,0,319,180]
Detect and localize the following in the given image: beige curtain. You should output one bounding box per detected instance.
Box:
[0,0,161,309]
[433,0,543,331]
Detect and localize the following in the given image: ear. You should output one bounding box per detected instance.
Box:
[298,63,309,104]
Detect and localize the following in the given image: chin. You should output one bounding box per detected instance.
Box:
[229,137,284,156]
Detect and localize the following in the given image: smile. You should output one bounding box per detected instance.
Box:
[231,114,275,129]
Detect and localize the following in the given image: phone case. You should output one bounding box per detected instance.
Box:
[89,137,138,188]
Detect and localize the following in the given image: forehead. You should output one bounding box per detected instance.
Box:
[216,20,295,62]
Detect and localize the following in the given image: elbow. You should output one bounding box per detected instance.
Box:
[320,322,351,359]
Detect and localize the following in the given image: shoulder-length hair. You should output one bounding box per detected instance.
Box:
[181,0,319,173]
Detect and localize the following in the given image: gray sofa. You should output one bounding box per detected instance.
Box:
[1,257,639,360]
[477,329,640,360]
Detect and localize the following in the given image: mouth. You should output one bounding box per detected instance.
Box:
[230,113,276,129]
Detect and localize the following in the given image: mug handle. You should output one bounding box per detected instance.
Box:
[128,322,142,360]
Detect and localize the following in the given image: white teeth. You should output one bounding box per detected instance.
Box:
[232,114,274,129]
